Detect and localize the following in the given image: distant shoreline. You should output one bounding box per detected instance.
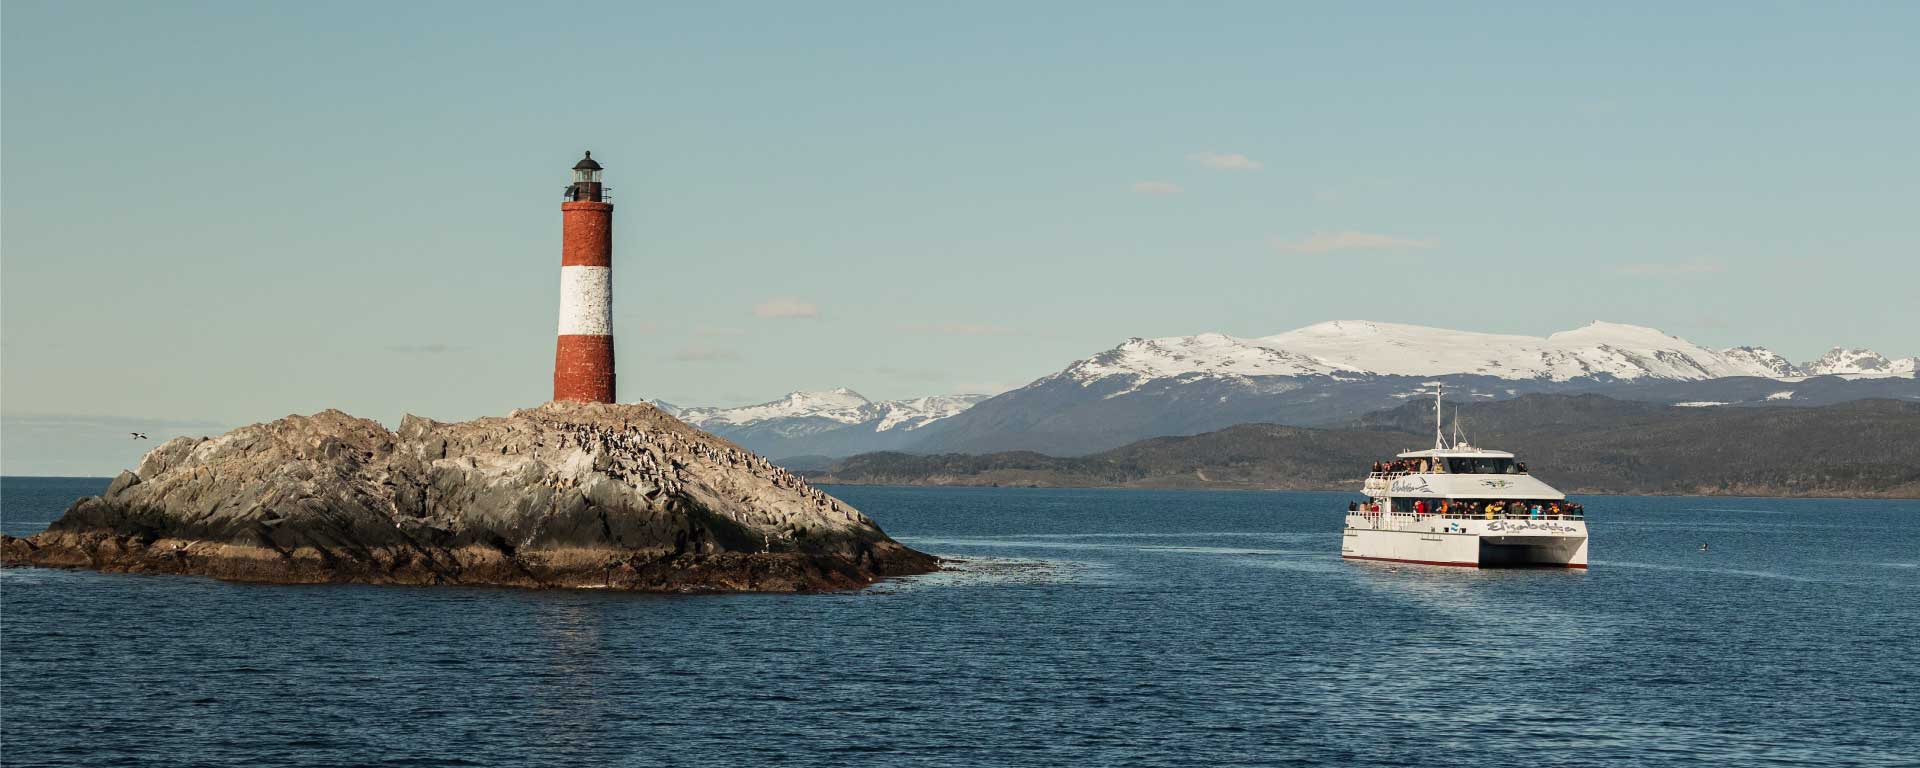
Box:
[7,475,1912,501]
[810,480,1919,501]
[797,396,1920,500]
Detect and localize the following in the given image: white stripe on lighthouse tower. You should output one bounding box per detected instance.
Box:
[557,265,612,336]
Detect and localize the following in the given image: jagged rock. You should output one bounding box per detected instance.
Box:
[0,401,937,592]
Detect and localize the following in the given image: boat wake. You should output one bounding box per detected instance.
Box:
[867,555,1110,592]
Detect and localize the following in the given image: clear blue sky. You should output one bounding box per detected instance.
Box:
[4,2,1917,473]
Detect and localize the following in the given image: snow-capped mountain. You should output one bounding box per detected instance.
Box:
[646,321,1914,460]
[1721,346,1801,378]
[647,389,990,458]
[872,394,992,431]
[666,388,987,433]
[1800,348,1919,377]
[668,388,875,431]
[1063,333,1346,381]
[903,320,1919,456]
[1063,321,1816,385]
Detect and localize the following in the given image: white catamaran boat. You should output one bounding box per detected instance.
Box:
[1342,390,1589,569]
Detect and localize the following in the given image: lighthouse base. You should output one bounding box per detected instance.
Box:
[554,334,615,403]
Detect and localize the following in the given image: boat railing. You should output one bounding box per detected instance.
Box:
[1346,509,1586,522]
[1439,511,1585,521]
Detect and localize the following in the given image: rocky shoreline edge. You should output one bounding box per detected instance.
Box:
[1,402,938,593]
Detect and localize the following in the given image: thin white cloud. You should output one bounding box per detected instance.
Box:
[1130,181,1182,195]
[670,345,738,362]
[898,322,1020,336]
[1617,258,1727,276]
[1190,152,1262,171]
[1270,231,1434,254]
[752,297,818,319]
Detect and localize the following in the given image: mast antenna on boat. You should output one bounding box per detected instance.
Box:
[1433,385,1447,450]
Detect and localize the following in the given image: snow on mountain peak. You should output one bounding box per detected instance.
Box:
[670,389,873,428]
[1060,320,1821,384]
[1268,320,1780,381]
[1720,346,1801,378]
[1545,321,1690,347]
[1061,332,1344,383]
[784,387,870,409]
[873,394,993,431]
[665,389,991,433]
[1801,347,1918,377]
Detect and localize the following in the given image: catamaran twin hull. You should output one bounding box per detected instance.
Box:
[1342,513,1589,569]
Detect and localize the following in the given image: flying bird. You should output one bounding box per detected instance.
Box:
[130,432,149,440]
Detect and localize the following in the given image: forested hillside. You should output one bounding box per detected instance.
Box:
[808,396,1920,498]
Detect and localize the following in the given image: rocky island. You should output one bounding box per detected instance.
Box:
[0,402,937,592]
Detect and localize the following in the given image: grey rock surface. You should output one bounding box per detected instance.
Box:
[2,402,936,592]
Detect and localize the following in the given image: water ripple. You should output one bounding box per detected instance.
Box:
[4,479,1917,767]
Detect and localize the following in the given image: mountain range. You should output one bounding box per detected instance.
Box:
[651,389,990,459]
[651,320,1919,460]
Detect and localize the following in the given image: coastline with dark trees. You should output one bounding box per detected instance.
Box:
[800,395,1920,499]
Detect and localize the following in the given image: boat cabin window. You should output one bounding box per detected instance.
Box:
[1447,457,1521,474]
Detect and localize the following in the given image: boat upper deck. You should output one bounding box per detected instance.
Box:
[1364,388,1568,501]
[1363,469,1567,500]
[1395,448,1514,459]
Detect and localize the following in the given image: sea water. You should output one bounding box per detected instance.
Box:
[3,478,1916,766]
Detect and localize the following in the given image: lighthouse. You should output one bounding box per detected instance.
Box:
[553,151,616,403]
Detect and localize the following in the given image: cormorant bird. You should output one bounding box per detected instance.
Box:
[130,432,148,440]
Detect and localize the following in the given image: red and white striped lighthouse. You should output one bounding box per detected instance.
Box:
[553,151,616,403]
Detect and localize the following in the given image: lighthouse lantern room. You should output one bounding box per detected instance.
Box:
[566,151,607,202]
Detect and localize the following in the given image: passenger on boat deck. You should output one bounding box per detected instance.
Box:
[1484,502,1498,519]
[1529,503,1543,519]
[1414,499,1429,516]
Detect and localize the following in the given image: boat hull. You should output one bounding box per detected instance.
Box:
[1342,514,1589,569]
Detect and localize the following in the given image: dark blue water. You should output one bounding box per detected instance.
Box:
[4,477,1917,767]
